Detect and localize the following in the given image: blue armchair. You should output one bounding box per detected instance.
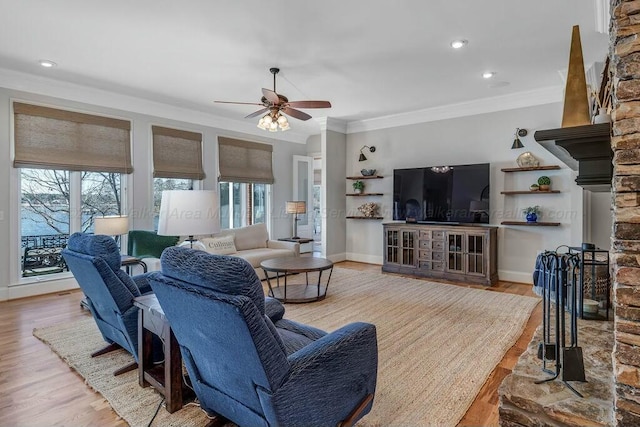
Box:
[149,247,378,427]
[62,232,153,375]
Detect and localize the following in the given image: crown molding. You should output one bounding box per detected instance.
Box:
[594,0,610,34]
[346,85,563,134]
[0,67,309,144]
[315,117,347,133]
[1,67,566,140]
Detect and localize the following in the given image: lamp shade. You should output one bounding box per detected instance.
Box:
[286,201,306,214]
[94,215,129,236]
[157,190,220,237]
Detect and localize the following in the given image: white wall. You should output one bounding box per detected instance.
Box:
[0,87,306,300]
[586,191,613,250]
[345,102,586,283]
[322,128,347,261]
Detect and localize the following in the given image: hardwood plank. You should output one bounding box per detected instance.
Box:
[0,262,539,427]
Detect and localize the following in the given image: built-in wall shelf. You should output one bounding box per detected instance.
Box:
[501,165,561,173]
[346,175,384,180]
[501,221,561,226]
[346,216,384,220]
[501,190,561,195]
[346,193,384,197]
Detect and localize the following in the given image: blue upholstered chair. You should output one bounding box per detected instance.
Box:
[149,247,378,427]
[62,232,153,375]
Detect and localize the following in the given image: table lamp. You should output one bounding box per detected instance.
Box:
[286,201,306,239]
[94,215,129,247]
[157,190,219,250]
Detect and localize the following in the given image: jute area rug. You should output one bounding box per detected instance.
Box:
[33,267,539,427]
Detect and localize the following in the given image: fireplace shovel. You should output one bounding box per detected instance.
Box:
[537,342,556,361]
[562,276,585,383]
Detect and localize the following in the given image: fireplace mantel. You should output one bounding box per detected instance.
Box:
[534,123,612,192]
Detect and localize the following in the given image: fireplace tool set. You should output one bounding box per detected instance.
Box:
[534,249,586,397]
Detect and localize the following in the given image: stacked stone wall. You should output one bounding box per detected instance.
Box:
[612,1,640,424]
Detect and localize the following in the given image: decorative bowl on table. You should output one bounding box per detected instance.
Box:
[361,169,376,176]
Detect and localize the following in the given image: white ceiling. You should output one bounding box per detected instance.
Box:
[0,0,610,138]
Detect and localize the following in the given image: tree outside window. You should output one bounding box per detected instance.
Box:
[153,178,193,230]
[20,168,123,277]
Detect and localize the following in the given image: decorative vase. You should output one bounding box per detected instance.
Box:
[593,108,611,124]
[526,213,538,223]
[354,188,362,194]
[530,185,539,191]
[539,184,550,191]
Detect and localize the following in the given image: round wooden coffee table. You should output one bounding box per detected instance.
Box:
[260,257,334,303]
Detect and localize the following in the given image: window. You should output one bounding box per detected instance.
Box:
[153,178,193,230]
[217,137,273,230]
[14,102,132,279]
[82,172,123,231]
[219,182,269,230]
[151,125,203,230]
[20,168,124,277]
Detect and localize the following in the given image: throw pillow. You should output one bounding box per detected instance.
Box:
[201,235,237,255]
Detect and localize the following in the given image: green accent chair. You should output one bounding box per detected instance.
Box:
[127,230,179,271]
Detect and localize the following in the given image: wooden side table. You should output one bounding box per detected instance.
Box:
[277,237,314,244]
[121,255,147,275]
[277,237,314,254]
[134,294,189,413]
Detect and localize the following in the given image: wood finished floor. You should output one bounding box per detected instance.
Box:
[0,261,540,427]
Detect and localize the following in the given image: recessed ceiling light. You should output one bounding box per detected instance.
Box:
[482,71,496,79]
[38,59,57,68]
[450,39,468,49]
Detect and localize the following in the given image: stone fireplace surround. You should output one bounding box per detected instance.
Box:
[499,318,614,426]
[499,1,640,425]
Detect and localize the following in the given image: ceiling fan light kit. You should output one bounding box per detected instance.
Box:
[257,111,290,132]
[216,67,331,132]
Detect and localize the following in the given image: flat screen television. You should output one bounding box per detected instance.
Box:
[393,163,490,224]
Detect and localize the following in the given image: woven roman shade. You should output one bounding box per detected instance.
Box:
[218,137,274,184]
[152,125,205,180]
[13,102,133,173]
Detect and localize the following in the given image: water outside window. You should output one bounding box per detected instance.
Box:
[20,168,124,278]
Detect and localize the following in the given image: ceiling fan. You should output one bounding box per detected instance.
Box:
[215,67,331,130]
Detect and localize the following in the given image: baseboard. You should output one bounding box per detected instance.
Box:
[326,252,347,263]
[5,277,79,300]
[498,269,533,285]
[0,287,8,302]
[346,253,383,265]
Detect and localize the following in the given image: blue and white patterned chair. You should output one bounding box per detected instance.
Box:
[149,246,378,427]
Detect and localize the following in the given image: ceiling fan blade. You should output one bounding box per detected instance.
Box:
[282,106,312,121]
[244,107,269,119]
[286,100,332,109]
[215,101,264,106]
[262,88,281,104]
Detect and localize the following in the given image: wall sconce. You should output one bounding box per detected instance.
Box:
[358,145,376,162]
[511,128,527,149]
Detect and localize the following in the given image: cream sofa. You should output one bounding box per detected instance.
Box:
[142,224,299,280]
[205,223,299,279]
